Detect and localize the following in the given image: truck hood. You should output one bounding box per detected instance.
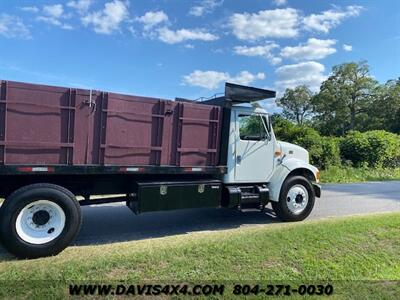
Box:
[277,141,309,164]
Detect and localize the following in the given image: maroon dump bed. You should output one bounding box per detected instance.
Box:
[0,80,222,169]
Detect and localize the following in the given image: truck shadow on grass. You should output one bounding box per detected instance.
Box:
[0,248,14,260]
[0,205,278,260]
[75,204,278,246]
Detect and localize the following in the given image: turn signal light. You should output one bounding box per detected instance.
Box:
[17,167,55,173]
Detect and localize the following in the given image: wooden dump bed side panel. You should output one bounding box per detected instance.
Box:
[0,80,223,169]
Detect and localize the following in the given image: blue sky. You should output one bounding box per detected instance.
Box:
[0,0,399,109]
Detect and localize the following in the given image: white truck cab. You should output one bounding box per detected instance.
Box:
[220,85,321,222]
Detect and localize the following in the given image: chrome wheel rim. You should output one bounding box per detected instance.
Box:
[286,185,309,215]
[16,200,66,244]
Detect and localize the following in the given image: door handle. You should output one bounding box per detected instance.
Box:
[237,155,242,164]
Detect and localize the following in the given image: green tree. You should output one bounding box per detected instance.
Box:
[312,61,379,135]
[276,85,313,125]
[386,79,400,133]
[368,78,400,133]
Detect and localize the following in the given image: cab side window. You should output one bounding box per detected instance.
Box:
[239,115,268,141]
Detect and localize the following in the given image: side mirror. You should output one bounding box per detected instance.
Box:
[260,115,272,142]
[266,115,272,133]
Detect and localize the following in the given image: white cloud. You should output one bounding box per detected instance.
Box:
[343,44,353,51]
[273,0,287,6]
[127,25,136,35]
[0,14,31,39]
[232,71,265,86]
[20,6,39,13]
[43,4,64,19]
[184,70,228,89]
[37,15,64,26]
[189,0,223,17]
[67,0,93,14]
[303,5,363,33]
[61,24,74,30]
[183,70,265,90]
[82,0,129,34]
[229,8,300,40]
[280,38,336,61]
[157,27,218,44]
[262,99,281,113]
[36,4,73,29]
[137,11,168,30]
[234,43,282,65]
[269,57,283,65]
[275,61,327,91]
[234,43,278,56]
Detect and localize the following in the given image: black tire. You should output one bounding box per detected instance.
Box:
[0,183,82,259]
[271,176,315,222]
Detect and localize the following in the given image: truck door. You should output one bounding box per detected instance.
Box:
[234,111,274,182]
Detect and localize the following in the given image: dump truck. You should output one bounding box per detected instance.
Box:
[0,80,321,258]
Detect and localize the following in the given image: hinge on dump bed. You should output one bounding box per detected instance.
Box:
[83,90,96,112]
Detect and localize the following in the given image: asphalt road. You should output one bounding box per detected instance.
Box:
[74,181,400,246]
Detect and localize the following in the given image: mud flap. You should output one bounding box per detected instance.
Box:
[313,183,321,198]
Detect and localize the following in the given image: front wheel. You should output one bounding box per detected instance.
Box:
[0,183,82,259]
[272,176,315,222]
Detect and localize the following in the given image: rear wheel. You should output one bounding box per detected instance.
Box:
[0,183,82,259]
[272,176,315,222]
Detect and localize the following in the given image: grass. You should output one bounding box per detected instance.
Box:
[321,166,400,184]
[0,213,399,298]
